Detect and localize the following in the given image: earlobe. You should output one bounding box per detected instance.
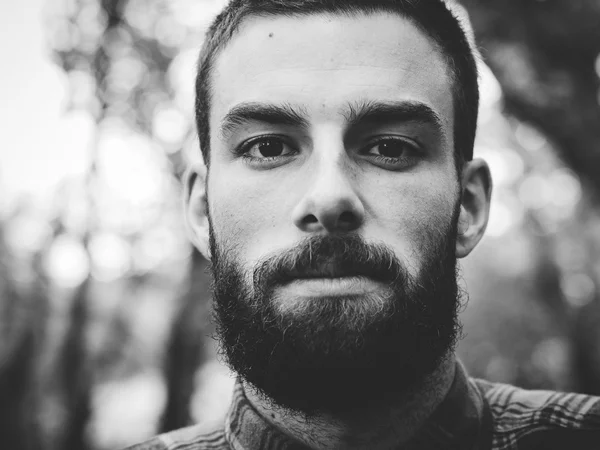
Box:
[183,163,211,260]
[455,158,492,258]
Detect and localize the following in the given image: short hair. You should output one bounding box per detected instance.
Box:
[195,0,479,167]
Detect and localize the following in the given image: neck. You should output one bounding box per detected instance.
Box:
[244,355,457,450]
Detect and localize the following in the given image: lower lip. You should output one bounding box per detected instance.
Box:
[281,276,384,297]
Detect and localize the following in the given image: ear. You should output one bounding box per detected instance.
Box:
[183,162,211,260]
[456,158,492,258]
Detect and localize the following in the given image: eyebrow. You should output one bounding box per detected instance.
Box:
[344,100,444,134]
[219,99,444,139]
[220,102,309,138]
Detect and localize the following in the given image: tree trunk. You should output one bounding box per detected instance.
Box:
[160,249,212,432]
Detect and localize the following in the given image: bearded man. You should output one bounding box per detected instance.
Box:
[126,0,600,449]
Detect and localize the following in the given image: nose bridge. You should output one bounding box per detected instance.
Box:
[312,148,354,199]
[292,135,364,233]
[312,125,354,189]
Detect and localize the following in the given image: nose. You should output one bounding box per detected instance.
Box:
[292,156,365,233]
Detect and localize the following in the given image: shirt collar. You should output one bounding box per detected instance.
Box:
[224,361,488,450]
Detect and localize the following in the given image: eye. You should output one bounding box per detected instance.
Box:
[236,136,297,166]
[367,139,415,158]
[363,138,420,169]
[247,137,290,158]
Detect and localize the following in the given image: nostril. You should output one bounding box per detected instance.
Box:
[303,214,318,225]
[338,211,356,225]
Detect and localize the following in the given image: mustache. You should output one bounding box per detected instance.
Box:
[252,234,406,291]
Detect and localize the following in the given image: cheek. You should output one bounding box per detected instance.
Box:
[209,184,259,245]
[208,170,292,264]
[410,185,457,234]
[371,176,458,263]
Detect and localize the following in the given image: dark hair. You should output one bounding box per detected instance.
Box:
[195,0,479,167]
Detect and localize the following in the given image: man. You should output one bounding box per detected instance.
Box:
[127,0,600,449]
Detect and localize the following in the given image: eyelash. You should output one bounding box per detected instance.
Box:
[235,134,298,165]
[364,137,421,165]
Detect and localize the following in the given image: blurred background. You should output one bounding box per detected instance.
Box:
[1,0,600,448]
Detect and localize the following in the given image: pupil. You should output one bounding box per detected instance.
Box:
[258,140,283,157]
[379,141,404,158]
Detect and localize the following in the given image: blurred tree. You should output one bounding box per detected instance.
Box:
[160,249,212,432]
[48,0,209,446]
[57,276,93,450]
[0,220,45,450]
[460,0,600,198]
[460,0,600,394]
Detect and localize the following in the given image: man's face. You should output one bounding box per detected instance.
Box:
[202,12,463,413]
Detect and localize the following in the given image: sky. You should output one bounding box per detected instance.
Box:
[0,0,93,212]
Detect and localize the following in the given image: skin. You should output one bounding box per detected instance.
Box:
[185,12,492,450]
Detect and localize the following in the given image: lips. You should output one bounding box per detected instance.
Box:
[280,273,385,298]
[284,260,384,281]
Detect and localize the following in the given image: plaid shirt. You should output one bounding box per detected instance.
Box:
[125,362,600,449]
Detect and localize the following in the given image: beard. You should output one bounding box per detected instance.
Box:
[208,213,463,416]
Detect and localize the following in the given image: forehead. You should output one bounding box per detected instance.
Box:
[210,12,454,137]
